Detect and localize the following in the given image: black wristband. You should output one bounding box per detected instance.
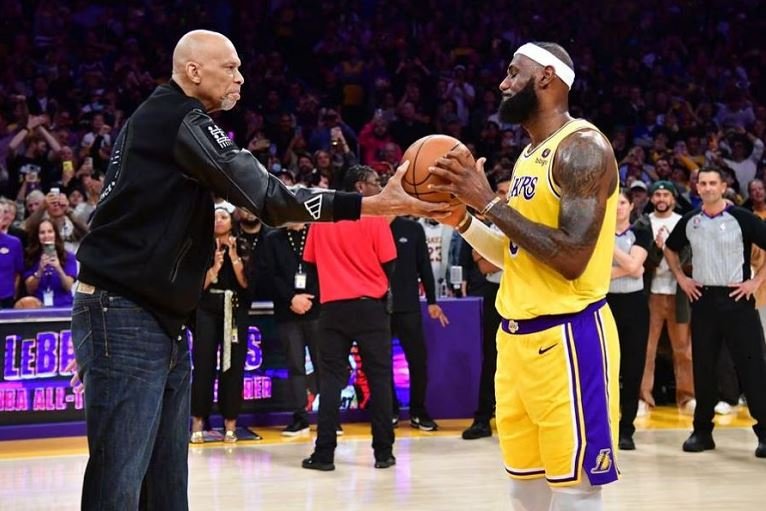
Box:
[332,191,362,221]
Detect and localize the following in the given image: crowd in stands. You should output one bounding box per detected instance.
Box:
[0,0,763,307]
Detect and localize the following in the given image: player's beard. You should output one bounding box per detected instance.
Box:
[498,80,539,124]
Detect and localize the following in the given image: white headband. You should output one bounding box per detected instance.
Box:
[514,43,575,89]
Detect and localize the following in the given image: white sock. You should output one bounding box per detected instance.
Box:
[549,477,602,511]
[509,477,552,511]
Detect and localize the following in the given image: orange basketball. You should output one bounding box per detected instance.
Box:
[400,134,473,204]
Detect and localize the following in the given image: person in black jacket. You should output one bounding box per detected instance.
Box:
[389,216,448,431]
[68,30,445,511]
[262,222,322,436]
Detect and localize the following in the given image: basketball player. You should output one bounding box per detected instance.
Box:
[430,42,620,511]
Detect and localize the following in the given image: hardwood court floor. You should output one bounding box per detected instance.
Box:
[1,408,765,510]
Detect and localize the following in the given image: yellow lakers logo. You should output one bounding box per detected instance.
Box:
[590,449,612,474]
[508,320,519,333]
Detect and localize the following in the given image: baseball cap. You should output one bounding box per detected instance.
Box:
[629,181,648,191]
[649,180,677,197]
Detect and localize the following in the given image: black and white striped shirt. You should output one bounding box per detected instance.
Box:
[666,206,766,286]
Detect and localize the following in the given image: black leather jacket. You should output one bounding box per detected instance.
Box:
[77,81,361,335]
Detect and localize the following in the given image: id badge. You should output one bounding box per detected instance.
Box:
[294,272,307,290]
[43,288,54,307]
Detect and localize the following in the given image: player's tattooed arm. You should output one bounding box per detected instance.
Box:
[485,130,617,280]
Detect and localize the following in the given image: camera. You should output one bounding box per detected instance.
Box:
[43,243,56,256]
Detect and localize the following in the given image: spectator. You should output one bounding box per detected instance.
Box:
[22,218,77,308]
[0,197,27,245]
[190,204,250,444]
[637,181,694,416]
[301,165,397,471]
[262,222,322,436]
[26,191,88,253]
[0,200,24,308]
[388,214,448,431]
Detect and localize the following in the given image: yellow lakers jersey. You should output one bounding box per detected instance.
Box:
[496,119,617,319]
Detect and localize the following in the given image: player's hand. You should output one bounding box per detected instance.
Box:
[362,160,451,219]
[678,275,702,302]
[428,304,449,327]
[428,153,495,212]
[728,280,758,302]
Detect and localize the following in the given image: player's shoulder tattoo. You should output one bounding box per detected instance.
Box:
[553,129,617,198]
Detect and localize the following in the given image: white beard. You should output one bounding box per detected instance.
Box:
[220,95,237,111]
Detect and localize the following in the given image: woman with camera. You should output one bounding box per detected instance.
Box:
[22,218,77,307]
[190,203,250,443]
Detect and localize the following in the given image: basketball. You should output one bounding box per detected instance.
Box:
[400,134,474,204]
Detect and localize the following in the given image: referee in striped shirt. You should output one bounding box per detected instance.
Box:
[664,166,766,458]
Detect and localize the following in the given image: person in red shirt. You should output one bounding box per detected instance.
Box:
[301,165,398,471]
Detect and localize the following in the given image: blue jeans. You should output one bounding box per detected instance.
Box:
[72,288,191,511]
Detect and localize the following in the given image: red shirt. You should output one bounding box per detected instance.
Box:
[303,217,396,304]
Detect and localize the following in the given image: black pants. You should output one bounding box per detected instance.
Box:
[690,287,766,439]
[190,293,248,421]
[277,318,321,422]
[717,343,741,405]
[607,290,649,437]
[390,310,429,418]
[475,283,501,423]
[315,299,394,461]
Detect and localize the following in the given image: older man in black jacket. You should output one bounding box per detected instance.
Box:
[70,30,444,511]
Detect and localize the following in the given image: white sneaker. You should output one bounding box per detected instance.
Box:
[714,401,734,415]
[680,399,696,415]
[637,400,649,418]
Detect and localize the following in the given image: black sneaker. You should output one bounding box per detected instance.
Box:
[410,415,438,431]
[282,420,310,437]
[374,455,396,469]
[302,454,335,471]
[682,431,715,452]
[618,434,635,451]
[462,421,491,440]
[756,439,766,458]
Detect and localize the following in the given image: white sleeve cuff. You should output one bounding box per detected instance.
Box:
[460,216,507,269]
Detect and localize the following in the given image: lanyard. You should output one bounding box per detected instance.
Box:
[286,226,307,273]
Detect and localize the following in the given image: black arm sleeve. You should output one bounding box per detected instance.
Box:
[732,207,766,251]
[665,210,695,253]
[416,223,437,304]
[631,224,652,251]
[173,109,362,226]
